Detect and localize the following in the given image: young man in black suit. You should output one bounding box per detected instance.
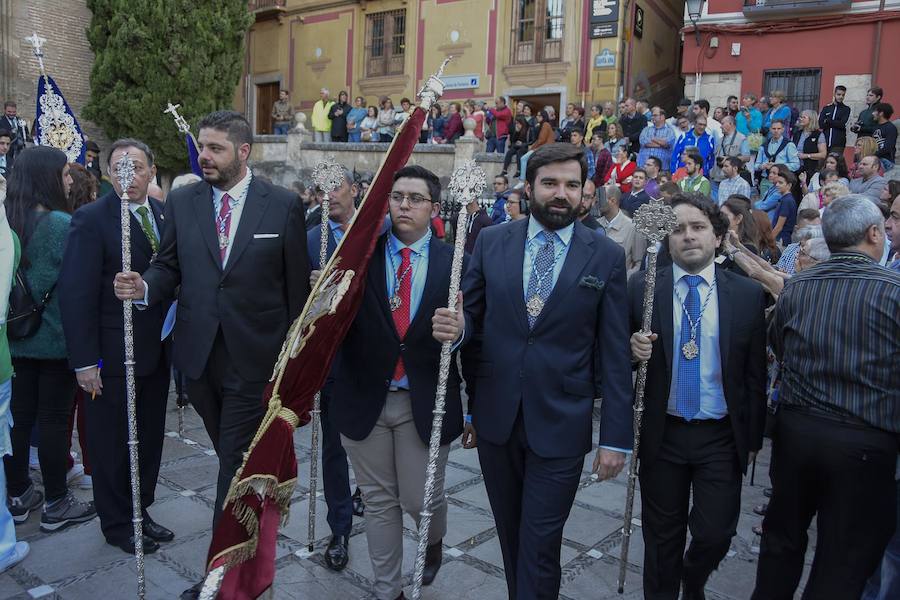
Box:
[449,143,634,598]
[330,166,469,600]
[629,193,767,600]
[114,111,311,600]
[59,138,174,555]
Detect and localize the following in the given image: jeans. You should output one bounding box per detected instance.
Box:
[348,131,361,143]
[520,150,535,181]
[880,158,895,172]
[862,479,900,600]
[3,358,75,502]
[273,123,291,135]
[486,136,508,154]
[710,180,720,203]
[0,381,17,565]
[313,131,332,143]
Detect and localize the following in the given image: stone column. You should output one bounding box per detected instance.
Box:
[287,112,310,165]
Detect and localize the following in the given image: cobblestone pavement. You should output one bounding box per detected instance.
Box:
[0,393,812,599]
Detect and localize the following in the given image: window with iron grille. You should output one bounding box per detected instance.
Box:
[366,10,406,77]
[512,0,565,65]
[762,68,822,114]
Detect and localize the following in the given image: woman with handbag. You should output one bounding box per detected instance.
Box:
[360,105,379,142]
[2,147,96,532]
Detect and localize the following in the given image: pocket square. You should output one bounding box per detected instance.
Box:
[253,233,279,239]
[579,275,605,291]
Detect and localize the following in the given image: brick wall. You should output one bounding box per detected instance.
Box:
[0,0,110,152]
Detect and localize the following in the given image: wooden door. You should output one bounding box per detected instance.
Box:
[256,82,280,135]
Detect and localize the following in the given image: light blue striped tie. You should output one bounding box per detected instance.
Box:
[676,275,703,420]
[525,231,558,328]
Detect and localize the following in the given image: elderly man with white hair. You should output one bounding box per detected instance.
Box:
[753,194,900,600]
[312,87,334,142]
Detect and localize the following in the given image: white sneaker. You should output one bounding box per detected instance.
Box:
[0,541,29,573]
[28,447,39,470]
[66,463,85,484]
[75,474,93,490]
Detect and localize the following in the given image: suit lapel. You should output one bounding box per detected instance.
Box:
[715,266,732,374]
[369,235,396,337]
[223,178,270,278]
[192,182,221,268]
[532,223,593,330]
[503,220,529,333]
[655,267,674,384]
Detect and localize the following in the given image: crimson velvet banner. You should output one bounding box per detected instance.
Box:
[205,106,428,599]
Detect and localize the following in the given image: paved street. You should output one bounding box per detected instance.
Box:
[0,390,811,599]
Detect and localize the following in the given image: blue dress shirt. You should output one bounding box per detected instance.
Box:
[386,230,431,389]
[522,217,573,298]
[667,263,728,420]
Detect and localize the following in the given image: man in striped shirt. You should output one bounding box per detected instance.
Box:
[753,195,900,600]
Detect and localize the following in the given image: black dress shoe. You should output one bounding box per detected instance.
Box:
[352,487,365,517]
[180,580,203,600]
[111,534,159,555]
[324,534,349,571]
[681,582,706,600]
[421,539,443,586]
[763,487,773,498]
[143,517,175,542]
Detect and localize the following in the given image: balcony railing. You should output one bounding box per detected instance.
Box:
[249,0,287,19]
[743,0,851,17]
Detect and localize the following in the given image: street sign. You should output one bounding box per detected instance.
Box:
[590,22,618,38]
[590,0,619,23]
[442,74,480,90]
[635,6,644,38]
[594,49,616,69]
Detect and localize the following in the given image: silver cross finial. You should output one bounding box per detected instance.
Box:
[164,102,192,135]
[312,157,345,195]
[115,152,137,200]
[448,160,487,210]
[633,198,678,244]
[25,32,47,74]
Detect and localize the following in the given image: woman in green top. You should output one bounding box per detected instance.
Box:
[3,147,96,531]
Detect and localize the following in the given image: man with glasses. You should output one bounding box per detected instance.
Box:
[638,107,676,170]
[330,166,470,600]
[671,117,716,177]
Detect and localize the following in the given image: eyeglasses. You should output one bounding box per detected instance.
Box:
[389,192,432,207]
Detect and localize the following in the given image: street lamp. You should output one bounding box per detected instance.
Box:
[686,0,706,46]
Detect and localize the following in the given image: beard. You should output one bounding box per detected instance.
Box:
[202,153,242,188]
[531,196,578,230]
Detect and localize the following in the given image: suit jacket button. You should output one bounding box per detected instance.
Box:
[527,337,534,345]
[218,284,224,290]
[399,343,406,351]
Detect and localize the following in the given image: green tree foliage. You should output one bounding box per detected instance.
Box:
[84,0,252,174]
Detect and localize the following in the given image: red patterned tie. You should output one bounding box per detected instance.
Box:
[217,193,232,264]
[391,247,412,381]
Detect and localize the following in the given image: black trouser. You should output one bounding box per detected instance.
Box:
[639,416,741,599]
[752,406,898,600]
[4,358,75,501]
[87,358,169,544]
[320,389,352,537]
[187,331,268,526]
[502,144,527,174]
[477,410,582,599]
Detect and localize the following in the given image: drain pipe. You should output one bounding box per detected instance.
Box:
[871,0,886,80]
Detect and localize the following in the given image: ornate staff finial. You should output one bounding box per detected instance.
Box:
[448,159,487,208]
[115,152,136,201]
[312,157,344,196]
[164,102,192,135]
[417,57,452,111]
[25,32,47,74]
[633,198,678,246]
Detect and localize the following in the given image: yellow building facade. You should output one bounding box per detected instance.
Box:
[239,0,686,134]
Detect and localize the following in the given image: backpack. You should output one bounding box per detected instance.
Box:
[7,268,55,340]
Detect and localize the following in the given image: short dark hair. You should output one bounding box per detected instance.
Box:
[197,110,253,148]
[85,140,101,154]
[869,86,884,99]
[106,138,155,167]
[874,102,894,120]
[0,129,11,142]
[724,156,743,170]
[775,169,797,187]
[633,168,648,178]
[645,156,662,170]
[684,150,703,167]
[3,101,15,109]
[727,95,738,102]
[495,174,509,184]
[835,85,847,93]
[695,99,710,113]
[280,89,290,95]
[392,165,441,203]
[726,194,752,210]
[797,208,821,223]
[525,143,588,187]
[669,192,729,240]
[770,118,786,128]
[400,97,411,105]
[658,181,680,197]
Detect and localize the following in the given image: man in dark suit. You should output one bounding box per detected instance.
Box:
[464,196,493,254]
[305,187,323,230]
[629,193,767,600]
[305,168,358,572]
[332,166,469,600]
[59,138,174,555]
[453,143,634,598]
[2,102,28,163]
[620,168,653,217]
[113,111,311,600]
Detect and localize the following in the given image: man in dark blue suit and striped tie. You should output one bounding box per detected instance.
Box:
[629,193,767,600]
[451,143,635,599]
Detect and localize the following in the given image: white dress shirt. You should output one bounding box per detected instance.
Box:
[666,262,728,420]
